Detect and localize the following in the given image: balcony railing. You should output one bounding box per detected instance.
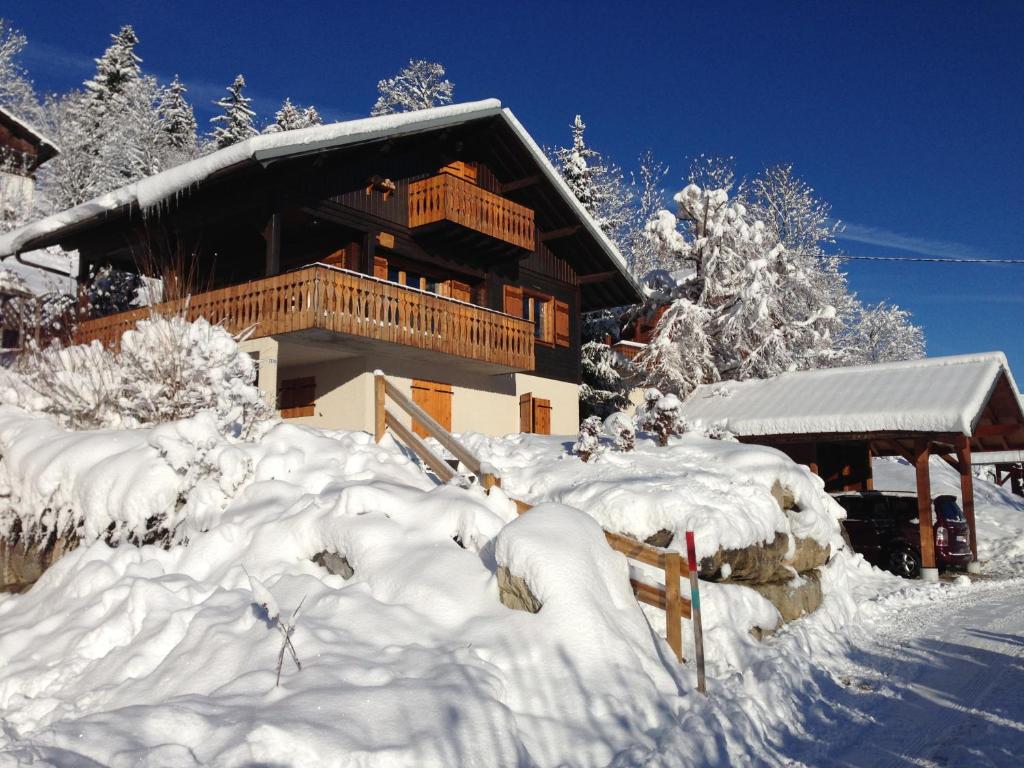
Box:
[408,173,536,251]
[74,265,536,371]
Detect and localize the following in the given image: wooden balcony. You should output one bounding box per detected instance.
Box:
[408,173,535,253]
[75,265,535,372]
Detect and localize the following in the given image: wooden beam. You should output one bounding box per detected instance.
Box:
[955,435,978,563]
[500,175,542,194]
[915,438,937,577]
[540,225,583,242]
[384,409,456,482]
[577,271,618,285]
[974,423,1020,437]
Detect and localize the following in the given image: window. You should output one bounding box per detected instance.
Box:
[522,293,553,343]
[503,286,570,347]
[1,328,19,350]
[278,377,316,418]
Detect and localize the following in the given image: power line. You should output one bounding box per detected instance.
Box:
[834,254,1024,265]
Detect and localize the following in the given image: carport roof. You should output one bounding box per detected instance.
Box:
[680,353,1024,448]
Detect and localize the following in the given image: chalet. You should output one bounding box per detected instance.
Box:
[678,352,1024,580]
[0,100,641,436]
[0,106,59,211]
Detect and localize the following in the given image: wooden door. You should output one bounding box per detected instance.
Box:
[411,379,452,438]
[533,398,551,435]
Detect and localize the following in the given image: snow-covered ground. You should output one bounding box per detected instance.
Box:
[1,407,1022,766]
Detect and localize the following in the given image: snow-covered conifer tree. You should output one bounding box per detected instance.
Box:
[371,59,453,116]
[635,389,688,446]
[580,339,631,419]
[264,98,323,133]
[210,74,257,149]
[572,415,605,462]
[301,105,322,127]
[550,115,632,241]
[158,75,197,155]
[83,25,142,107]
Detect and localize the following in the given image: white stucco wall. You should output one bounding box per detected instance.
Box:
[251,340,582,437]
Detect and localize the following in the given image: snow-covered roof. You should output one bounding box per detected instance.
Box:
[971,450,1024,465]
[679,353,1023,437]
[0,100,638,297]
[0,267,32,298]
[0,106,59,158]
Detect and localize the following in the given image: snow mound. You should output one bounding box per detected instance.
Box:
[464,431,845,558]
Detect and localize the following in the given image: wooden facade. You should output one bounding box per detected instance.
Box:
[75,265,536,372]
[35,110,637,387]
[0,107,58,177]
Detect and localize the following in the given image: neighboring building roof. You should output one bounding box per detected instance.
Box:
[0,106,60,163]
[679,353,1023,437]
[0,267,32,298]
[971,450,1024,465]
[0,99,640,302]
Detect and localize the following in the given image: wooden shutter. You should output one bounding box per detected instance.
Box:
[503,285,524,318]
[279,376,316,418]
[373,256,388,279]
[554,300,570,347]
[519,393,533,433]
[533,398,552,435]
[449,280,472,303]
[411,380,453,438]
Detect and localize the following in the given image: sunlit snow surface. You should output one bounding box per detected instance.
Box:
[0,410,1020,766]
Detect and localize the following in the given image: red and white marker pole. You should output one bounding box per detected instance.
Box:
[686,530,707,695]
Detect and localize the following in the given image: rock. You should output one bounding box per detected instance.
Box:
[644,529,674,548]
[701,534,830,582]
[771,480,797,510]
[748,569,823,623]
[700,534,793,582]
[497,566,542,613]
[312,551,354,579]
[1,531,79,593]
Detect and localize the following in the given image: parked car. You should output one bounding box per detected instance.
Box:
[832,491,973,579]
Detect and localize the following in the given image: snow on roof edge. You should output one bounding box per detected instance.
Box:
[682,352,1023,438]
[0,100,504,258]
[0,106,59,154]
[498,107,641,298]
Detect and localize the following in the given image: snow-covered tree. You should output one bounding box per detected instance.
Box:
[572,415,605,462]
[635,298,716,395]
[0,18,40,123]
[580,339,631,419]
[86,264,142,317]
[625,151,672,277]
[83,25,142,107]
[371,59,453,116]
[838,300,925,364]
[550,115,632,241]
[263,98,323,133]
[210,74,257,149]
[604,411,635,452]
[635,388,688,446]
[158,75,197,156]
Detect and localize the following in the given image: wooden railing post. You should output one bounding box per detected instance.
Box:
[374,371,386,444]
[664,552,683,663]
[686,531,707,694]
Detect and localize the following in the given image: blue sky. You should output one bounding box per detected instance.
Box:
[14,1,1024,374]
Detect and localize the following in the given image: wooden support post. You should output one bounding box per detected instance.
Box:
[914,438,938,581]
[1013,465,1024,497]
[955,435,979,572]
[481,473,501,491]
[685,531,707,694]
[374,372,386,444]
[664,552,682,663]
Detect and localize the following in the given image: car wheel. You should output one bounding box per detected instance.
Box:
[888,546,921,579]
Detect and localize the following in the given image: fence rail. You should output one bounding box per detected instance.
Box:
[75,266,535,371]
[408,173,536,251]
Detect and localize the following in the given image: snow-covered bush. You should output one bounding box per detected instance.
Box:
[5,314,271,436]
[635,388,688,446]
[604,410,635,452]
[580,339,630,419]
[572,415,605,462]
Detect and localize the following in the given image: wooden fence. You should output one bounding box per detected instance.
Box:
[408,173,536,251]
[75,265,535,371]
[373,373,706,683]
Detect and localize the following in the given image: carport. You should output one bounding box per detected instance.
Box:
[679,353,1024,580]
[971,450,1024,496]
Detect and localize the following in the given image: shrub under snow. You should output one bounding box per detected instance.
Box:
[571,414,605,462]
[635,388,688,446]
[2,314,271,436]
